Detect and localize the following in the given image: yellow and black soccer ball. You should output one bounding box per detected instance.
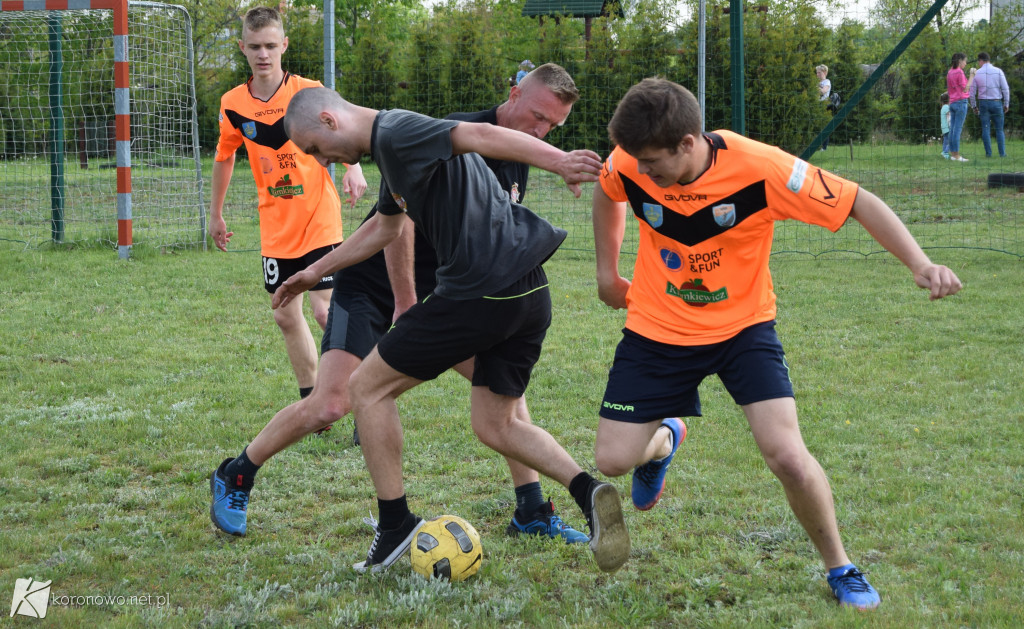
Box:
[410,515,483,582]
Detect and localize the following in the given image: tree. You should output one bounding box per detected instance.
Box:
[828,20,876,144]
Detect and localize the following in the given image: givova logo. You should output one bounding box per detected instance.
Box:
[10,577,51,618]
[602,401,635,412]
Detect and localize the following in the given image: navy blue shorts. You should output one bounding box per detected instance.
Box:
[261,243,338,294]
[377,266,551,397]
[600,321,793,423]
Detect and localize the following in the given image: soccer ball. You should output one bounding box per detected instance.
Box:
[410,515,483,582]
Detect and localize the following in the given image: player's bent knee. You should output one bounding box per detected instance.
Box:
[469,418,511,451]
[313,308,329,330]
[273,307,303,331]
[317,398,351,422]
[593,449,634,478]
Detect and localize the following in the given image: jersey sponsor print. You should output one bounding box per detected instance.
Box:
[599,130,858,345]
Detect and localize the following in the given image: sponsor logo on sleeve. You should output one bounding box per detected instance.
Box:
[808,168,844,207]
[787,159,808,193]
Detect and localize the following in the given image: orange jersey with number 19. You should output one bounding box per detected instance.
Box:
[215,73,342,258]
[599,130,859,346]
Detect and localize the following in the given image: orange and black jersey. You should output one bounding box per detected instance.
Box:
[599,130,859,345]
[215,73,342,258]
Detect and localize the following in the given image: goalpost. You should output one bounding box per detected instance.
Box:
[0,0,204,258]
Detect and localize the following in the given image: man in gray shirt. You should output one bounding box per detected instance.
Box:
[276,87,631,575]
[969,52,1011,158]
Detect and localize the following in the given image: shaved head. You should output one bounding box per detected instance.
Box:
[284,86,347,138]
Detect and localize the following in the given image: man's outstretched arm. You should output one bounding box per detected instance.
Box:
[449,121,601,197]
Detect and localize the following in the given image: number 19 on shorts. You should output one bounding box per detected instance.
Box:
[263,257,279,287]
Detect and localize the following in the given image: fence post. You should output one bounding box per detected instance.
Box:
[729,0,745,136]
[48,14,65,244]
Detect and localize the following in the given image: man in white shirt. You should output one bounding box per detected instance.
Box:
[969,52,1011,158]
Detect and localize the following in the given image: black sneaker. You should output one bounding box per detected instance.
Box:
[352,513,423,574]
[352,424,360,446]
[584,482,630,572]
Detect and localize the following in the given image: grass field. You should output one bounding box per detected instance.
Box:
[1,221,1022,627]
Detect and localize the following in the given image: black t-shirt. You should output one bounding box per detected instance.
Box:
[361,109,565,300]
[334,108,545,304]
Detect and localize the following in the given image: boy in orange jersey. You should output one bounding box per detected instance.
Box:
[591,79,962,610]
[208,7,366,400]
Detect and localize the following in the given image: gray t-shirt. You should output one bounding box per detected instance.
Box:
[371,109,567,299]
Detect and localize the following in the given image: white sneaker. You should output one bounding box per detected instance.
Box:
[953,156,969,162]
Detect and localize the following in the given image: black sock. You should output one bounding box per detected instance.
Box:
[377,495,411,531]
[223,447,260,490]
[299,386,313,399]
[514,482,545,516]
[569,472,597,513]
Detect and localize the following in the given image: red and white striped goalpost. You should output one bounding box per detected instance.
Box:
[1,0,133,259]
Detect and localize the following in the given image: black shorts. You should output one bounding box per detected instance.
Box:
[261,243,338,294]
[600,321,794,423]
[377,266,551,397]
[321,290,392,359]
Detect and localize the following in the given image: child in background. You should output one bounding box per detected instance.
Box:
[940,92,951,159]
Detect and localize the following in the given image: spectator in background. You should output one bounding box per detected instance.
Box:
[939,92,951,159]
[815,64,832,150]
[945,52,975,162]
[969,52,1010,158]
[516,59,536,85]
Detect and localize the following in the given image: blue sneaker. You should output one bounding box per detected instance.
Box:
[631,418,686,511]
[507,500,588,544]
[210,458,250,536]
[827,565,881,610]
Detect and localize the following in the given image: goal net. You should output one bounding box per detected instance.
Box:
[0,1,204,255]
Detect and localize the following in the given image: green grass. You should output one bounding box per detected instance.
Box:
[1,233,1022,627]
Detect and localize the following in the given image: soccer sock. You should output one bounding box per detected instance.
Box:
[513,482,545,517]
[654,421,676,462]
[299,386,313,399]
[377,495,411,531]
[223,447,260,490]
[568,472,597,514]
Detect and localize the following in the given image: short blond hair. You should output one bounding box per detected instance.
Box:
[815,64,828,74]
[519,63,579,105]
[243,6,283,34]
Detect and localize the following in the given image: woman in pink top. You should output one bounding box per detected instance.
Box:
[945,52,975,162]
